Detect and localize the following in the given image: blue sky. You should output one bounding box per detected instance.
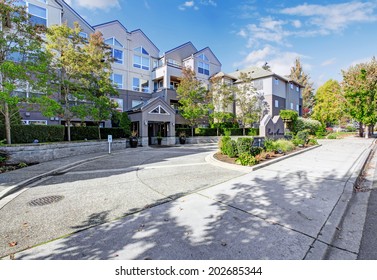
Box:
[65,0,377,88]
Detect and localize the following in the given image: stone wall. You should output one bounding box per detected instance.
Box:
[1,140,128,164]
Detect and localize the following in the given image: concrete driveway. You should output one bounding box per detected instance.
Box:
[0,137,374,259]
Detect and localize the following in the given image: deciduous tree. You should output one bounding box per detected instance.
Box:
[342,57,377,138]
[0,0,51,144]
[312,79,345,126]
[177,67,210,137]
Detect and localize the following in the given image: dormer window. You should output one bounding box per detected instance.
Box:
[198,62,210,75]
[134,47,149,55]
[105,37,123,48]
[198,54,209,61]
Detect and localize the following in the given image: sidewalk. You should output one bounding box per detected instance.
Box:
[2,137,373,260]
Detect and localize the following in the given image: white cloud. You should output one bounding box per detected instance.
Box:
[234,45,311,76]
[321,58,337,66]
[67,0,120,10]
[292,20,301,28]
[281,2,377,33]
[238,17,291,47]
[200,0,217,6]
[179,1,199,11]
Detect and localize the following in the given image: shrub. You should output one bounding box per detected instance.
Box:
[195,127,218,136]
[119,112,131,136]
[296,130,309,144]
[100,128,128,139]
[219,136,231,154]
[68,126,98,141]
[0,125,65,144]
[250,146,263,156]
[248,128,259,136]
[264,138,277,152]
[308,138,319,145]
[223,139,238,158]
[176,128,192,137]
[345,125,357,132]
[274,139,295,152]
[236,152,258,166]
[236,137,253,154]
[294,118,321,135]
[327,133,338,139]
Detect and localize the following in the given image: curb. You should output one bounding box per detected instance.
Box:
[305,139,376,260]
[206,144,322,173]
[0,154,110,201]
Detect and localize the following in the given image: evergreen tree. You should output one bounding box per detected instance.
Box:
[289,58,315,118]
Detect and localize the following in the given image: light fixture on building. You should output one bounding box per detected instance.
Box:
[144,120,148,126]
[25,112,30,117]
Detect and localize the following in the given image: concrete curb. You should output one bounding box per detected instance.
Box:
[305,139,376,259]
[206,144,322,173]
[0,154,110,201]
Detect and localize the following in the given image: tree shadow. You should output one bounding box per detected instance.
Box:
[14,167,348,260]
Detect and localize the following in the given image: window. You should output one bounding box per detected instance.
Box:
[198,54,209,61]
[105,38,123,48]
[134,47,149,55]
[111,73,123,89]
[274,78,279,85]
[28,3,47,26]
[296,86,299,92]
[198,62,209,75]
[133,55,150,70]
[79,32,88,39]
[22,120,47,125]
[275,100,279,108]
[170,81,179,90]
[290,102,294,109]
[132,100,143,108]
[133,77,149,93]
[296,104,299,111]
[111,49,123,64]
[149,105,169,115]
[111,98,123,112]
[290,83,293,89]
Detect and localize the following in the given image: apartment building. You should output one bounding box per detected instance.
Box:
[212,66,303,126]
[9,1,222,145]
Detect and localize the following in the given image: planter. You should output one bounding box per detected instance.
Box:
[157,138,162,145]
[130,137,138,148]
[179,137,186,144]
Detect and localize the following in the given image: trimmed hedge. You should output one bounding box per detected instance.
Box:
[0,125,65,144]
[0,125,128,144]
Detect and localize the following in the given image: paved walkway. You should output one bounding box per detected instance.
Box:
[0,137,374,259]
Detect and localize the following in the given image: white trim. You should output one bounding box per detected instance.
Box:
[148,105,170,115]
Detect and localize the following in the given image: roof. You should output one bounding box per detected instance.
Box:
[164,41,197,55]
[212,71,237,80]
[59,0,94,32]
[127,97,175,115]
[229,66,304,87]
[93,20,128,33]
[130,29,160,53]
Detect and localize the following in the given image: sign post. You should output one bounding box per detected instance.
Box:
[108,135,112,154]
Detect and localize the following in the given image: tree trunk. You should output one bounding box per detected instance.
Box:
[4,102,11,144]
[359,122,364,138]
[243,127,245,136]
[365,125,369,139]
[191,126,194,138]
[98,124,101,140]
[67,119,71,141]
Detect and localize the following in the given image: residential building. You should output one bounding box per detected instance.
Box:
[212,67,303,128]
[8,1,222,145]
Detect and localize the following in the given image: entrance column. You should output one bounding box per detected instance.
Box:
[167,121,176,145]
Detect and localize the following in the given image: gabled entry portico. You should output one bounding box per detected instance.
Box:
[127,97,176,146]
